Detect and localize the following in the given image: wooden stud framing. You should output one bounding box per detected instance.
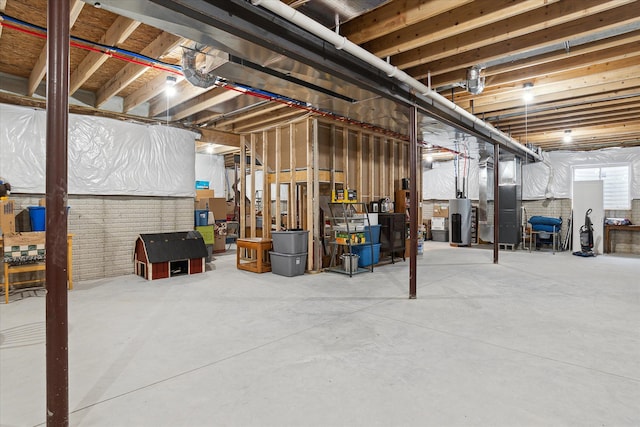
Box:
[306,119,314,270]
[342,127,349,189]
[274,127,282,231]
[368,134,375,201]
[356,130,363,205]
[238,116,417,269]
[239,135,247,238]
[250,133,257,236]
[262,130,270,239]
[312,119,321,271]
[289,123,296,230]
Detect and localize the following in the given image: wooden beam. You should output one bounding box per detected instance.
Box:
[484,87,640,120]
[364,0,552,58]
[406,2,640,76]
[342,0,472,45]
[123,73,167,112]
[289,123,296,230]
[149,79,209,118]
[194,102,282,126]
[430,30,640,87]
[275,126,281,231]
[262,130,270,239]
[0,0,7,37]
[197,128,240,147]
[170,87,242,121]
[368,132,375,200]
[27,0,84,96]
[96,33,183,107]
[69,16,140,95]
[454,57,640,107]
[342,127,349,189]
[232,109,308,133]
[523,122,640,145]
[495,99,640,129]
[462,73,640,114]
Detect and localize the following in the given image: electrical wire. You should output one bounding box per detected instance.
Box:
[0,13,182,75]
[1,12,471,157]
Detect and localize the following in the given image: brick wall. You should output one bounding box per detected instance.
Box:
[8,195,193,281]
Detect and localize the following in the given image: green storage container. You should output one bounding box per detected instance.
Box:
[196,225,215,245]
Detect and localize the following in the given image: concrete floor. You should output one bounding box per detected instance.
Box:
[1,242,639,426]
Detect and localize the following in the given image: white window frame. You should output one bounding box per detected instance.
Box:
[572,163,631,210]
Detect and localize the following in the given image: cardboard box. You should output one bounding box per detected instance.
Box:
[0,199,16,235]
[195,189,214,201]
[194,197,214,211]
[433,205,449,218]
[210,198,227,221]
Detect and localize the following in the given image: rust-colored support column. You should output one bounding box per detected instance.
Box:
[409,106,418,299]
[46,0,70,425]
[493,143,499,264]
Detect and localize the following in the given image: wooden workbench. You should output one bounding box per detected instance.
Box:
[604,224,640,254]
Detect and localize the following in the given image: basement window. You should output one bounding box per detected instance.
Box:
[573,164,631,210]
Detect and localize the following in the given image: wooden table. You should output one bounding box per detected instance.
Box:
[236,237,272,273]
[2,233,73,304]
[604,224,640,254]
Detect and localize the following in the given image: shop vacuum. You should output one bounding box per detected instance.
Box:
[573,208,596,257]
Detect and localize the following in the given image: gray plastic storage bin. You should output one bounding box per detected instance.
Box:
[271,230,309,254]
[431,230,449,242]
[269,251,307,277]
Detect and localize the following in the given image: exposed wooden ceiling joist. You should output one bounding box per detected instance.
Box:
[0,0,638,153]
[68,15,140,95]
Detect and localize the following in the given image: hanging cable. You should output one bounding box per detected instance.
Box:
[0,13,182,75]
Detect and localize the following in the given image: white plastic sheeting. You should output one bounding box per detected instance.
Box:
[424,146,640,201]
[523,147,640,200]
[195,153,226,198]
[423,158,480,200]
[0,103,196,196]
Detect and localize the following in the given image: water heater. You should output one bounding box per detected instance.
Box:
[449,198,472,246]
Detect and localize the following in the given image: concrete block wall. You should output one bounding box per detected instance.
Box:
[606,199,640,254]
[7,195,194,282]
[522,199,572,238]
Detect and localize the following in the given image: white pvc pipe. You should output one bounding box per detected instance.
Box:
[251,0,542,161]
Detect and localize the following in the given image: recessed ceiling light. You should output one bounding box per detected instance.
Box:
[563,130,572,143]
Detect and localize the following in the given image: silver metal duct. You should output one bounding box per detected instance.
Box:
[466,66,485,95]
[181,46,229,88]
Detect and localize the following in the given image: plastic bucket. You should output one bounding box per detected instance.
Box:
[28,206,46,231]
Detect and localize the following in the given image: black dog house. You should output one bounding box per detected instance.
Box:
[134,231,208,280]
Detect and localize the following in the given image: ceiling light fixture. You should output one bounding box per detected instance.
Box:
[522,82,534,103]
[563,130,572,143]
[165,75,177,97]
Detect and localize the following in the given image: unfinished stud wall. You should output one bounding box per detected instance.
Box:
[8,195,193,281]
[240,117,417,270]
